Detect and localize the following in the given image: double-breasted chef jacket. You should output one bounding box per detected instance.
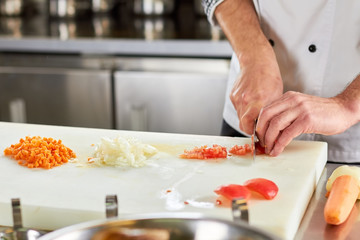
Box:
[204,0,360,163]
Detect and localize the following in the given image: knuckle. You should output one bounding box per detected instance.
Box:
[292,95,303,104]
[298,103,313,122]
[230,90,248,106]
[284,91,297,98]
[259,106,270,120]
[241,92,250,105]
[230,91,236,102]
[286,91,303,104]
[302,113,313,125]
[230,94,239,108]
[288,90,299,96]
[230,94,236,106]
[298,99,308,109]
[269,116,283,129]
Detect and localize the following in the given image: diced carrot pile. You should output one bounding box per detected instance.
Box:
[4,136,76,169]
[180,144,227,159]
[229,144,252,156]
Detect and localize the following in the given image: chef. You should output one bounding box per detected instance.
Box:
[202,0,360,163]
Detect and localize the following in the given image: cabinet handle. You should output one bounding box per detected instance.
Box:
[9,98,27,123]
[130,104,148,131]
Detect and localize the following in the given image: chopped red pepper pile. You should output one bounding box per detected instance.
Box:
[179,144,227,159]
[229,144,252,155]
[230,142,266,156]
[214,178,279,203]
[180,142,265,160]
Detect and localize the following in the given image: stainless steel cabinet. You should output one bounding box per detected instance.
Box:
[0,66,112,128]
[0,54,229,133]
[114,58,229,135]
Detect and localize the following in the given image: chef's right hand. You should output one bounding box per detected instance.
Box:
[213,0,283,135]
[230,50,283,135]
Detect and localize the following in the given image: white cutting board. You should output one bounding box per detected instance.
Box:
[0,122,327,240]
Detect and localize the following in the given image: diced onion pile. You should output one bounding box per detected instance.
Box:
[89,136,158,168]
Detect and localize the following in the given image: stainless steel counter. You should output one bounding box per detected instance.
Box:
[0,37,232,57]
[295,163,360,240]
[0,12,232,57]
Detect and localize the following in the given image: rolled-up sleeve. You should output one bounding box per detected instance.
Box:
[202,0,226,26]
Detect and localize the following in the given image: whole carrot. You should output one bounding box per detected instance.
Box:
[324,175,360,225]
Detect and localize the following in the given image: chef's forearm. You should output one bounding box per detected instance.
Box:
[336,74,360,125]
[214,0,275,67]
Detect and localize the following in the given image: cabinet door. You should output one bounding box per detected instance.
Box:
[114,71,228,135]
[0,67,112,128]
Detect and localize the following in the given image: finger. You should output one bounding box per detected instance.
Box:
[257,103,288,149]
[257,92,298,147]
[256,108,268,147]
[236,99,246,134]
[240,102,262,135]
[230,86,246,132]
[238,101,245,134]
[263,107,300,154]
[269,118,305,156]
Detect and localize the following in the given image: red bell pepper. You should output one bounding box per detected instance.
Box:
[214,184,251,200]
[243,178,278,200]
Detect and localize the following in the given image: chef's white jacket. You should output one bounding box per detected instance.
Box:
[205,0,360,163]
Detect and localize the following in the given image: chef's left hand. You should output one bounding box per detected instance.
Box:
[256,91,359,156]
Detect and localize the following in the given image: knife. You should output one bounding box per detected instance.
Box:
[252,118,259,162]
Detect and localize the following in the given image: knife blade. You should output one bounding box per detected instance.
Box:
[252,118,258,162]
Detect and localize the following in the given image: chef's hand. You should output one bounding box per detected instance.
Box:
[256,81,360,156]
[230,52,283,134]
[214,0,283,135]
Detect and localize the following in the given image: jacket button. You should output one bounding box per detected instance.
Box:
[308,44,317,52]
[269,39,275,47]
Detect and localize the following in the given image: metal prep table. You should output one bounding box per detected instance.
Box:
[295,163,360,239]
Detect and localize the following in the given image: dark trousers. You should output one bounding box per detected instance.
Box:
[220,120,247,138]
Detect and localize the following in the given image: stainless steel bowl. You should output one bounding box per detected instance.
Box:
[0,0,23,16]
[49,0,91,18]
[38,213,280,240]
[132,0,175,15]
